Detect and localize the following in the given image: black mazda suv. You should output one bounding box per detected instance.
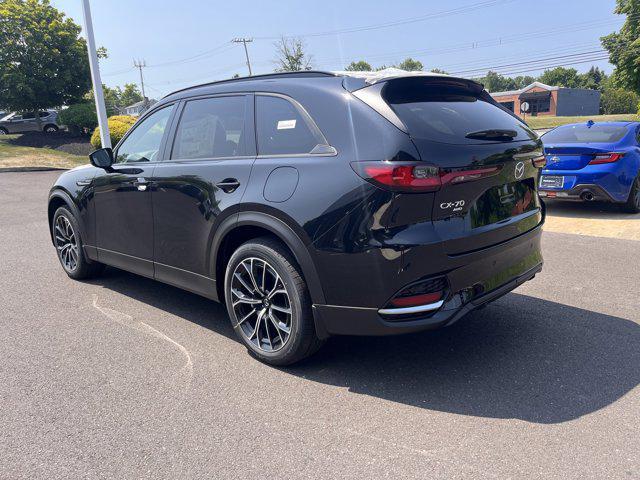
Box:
[48,71,545,365]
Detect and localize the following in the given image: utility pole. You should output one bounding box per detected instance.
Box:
[81,0,110,148]
[133,59,147,108]
[232,38,253,76]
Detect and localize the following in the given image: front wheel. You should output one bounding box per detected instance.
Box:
[224,237,324,366]
[43,124,59,133]
[52,206,105,279]
[622,176,640,214]
[0,127,7,135]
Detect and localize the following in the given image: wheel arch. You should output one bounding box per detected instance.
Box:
[48,189,84,244]
[211,211,326,306]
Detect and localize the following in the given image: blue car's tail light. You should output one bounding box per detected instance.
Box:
[589,152,625,165]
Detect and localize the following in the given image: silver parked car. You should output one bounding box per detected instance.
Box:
[0,110,60,134]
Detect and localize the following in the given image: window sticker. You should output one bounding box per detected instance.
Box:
[277,119,296,130]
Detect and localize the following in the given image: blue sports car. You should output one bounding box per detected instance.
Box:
[539,121,640,213]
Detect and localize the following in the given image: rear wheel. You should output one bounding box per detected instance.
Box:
[224,237,323,366]
[622,176,640,214]
[52,206,105,279]
[43,124,58,133]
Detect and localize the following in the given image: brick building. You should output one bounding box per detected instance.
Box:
[490,81,600,117]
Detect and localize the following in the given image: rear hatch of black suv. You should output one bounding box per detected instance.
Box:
[354,75,544,255]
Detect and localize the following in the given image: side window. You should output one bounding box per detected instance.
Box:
[172,96,246,160]
[39,111,50,118]
[256,95,326,156]
[22,113,35,120]
[115,105,174,163]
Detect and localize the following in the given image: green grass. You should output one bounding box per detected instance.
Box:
[526,114,640,130]
[0,134,87,170]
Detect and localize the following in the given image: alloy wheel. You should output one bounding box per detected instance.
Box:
[54,215,79,271]
[230,257,292,352]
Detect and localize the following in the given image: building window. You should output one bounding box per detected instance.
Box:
[499,101,515,112]
[529,97,551,114]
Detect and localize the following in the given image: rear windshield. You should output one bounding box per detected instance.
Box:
[542,124,628,144]
[383,80,534,145]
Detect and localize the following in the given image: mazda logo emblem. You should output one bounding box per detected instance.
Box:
[550,156,560,164]
[515,161,525,179]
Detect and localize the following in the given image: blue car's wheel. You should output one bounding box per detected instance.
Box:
[623,176,640,214]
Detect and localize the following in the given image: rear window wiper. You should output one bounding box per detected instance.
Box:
[465,129,518,141]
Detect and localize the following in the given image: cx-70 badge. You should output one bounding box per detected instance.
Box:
[440,200,466,211]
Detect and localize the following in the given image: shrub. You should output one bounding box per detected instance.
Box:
[599,88,640,115]
[58,103,98,133]
[90,115,137,149]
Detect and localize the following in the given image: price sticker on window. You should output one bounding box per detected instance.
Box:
[277,119,296,130]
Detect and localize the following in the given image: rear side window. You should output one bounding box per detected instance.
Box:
[256,95,325,156]
[383,80,534,145]
[543,125,628,144]
[172,96,247,160]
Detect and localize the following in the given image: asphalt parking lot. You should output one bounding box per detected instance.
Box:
[1,171,639,479]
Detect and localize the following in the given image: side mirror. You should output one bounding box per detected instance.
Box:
[89,148,114,170]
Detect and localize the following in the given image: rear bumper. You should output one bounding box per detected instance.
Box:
[312,225,543,338]
[540,164,630,203]
[539,184,616,202]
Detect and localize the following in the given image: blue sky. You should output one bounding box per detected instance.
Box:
[51,0,620,99]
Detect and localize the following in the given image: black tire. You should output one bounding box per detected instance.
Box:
[622,176,640,214]
[0,127,8,135]
[43,124,59,133]
[224,237,324,366]
[52,206,105,280]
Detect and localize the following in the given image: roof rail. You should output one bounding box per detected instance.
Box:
[163,71,338,98]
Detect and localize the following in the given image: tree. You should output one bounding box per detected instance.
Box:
[274,37,312,72]
[477,71,517,92]
[602,0,640,92]
[396,58,423,71]
[430,68,449,74]
[0,0,91,124]
[84,84,120,116]
[513,75,536,89]
[538,67,581,88]
[118,83,143,108]
[345,60,372,71]
[58,103,98,133]
[600,88,640,114]
[579,66,608,90]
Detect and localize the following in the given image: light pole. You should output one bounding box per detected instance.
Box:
[80,0,110,148]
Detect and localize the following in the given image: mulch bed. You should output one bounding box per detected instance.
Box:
[7,132,93,156]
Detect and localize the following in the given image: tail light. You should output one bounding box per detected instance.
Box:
[351,161,501,193]
[532,155,546,168]
[589,153,624,165]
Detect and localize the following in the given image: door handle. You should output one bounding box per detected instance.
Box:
[134,177,149,191]
[216,178,241,193]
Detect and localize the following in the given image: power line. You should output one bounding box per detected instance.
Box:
[147,42,235,68]
[232,38,254,76]
[483,56,611,78]
[254,0,516,40]
[450,49,608,76]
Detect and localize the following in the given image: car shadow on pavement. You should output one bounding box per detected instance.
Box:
[545,199,638,219]
[93,268,640,425]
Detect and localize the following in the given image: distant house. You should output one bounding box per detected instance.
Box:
[490,82,601,117]
[122,98,156,116]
